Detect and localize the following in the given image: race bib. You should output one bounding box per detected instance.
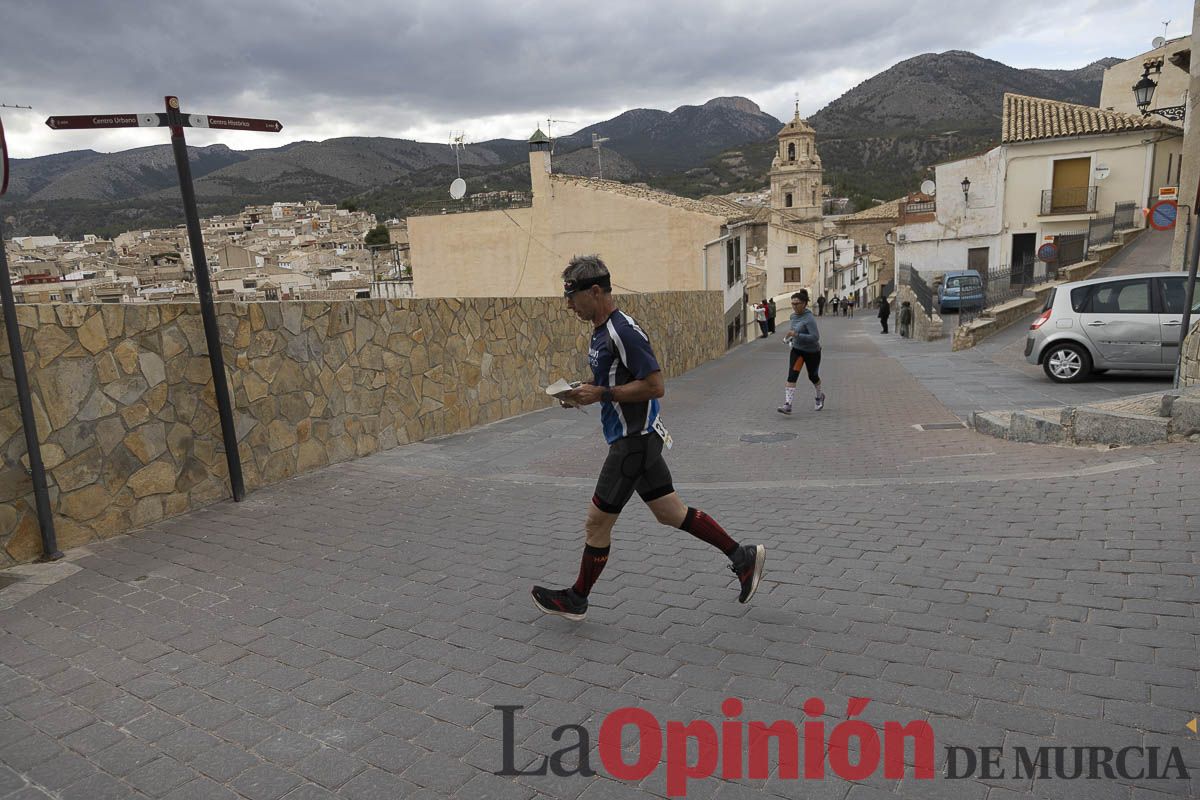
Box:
[653,417,673,450]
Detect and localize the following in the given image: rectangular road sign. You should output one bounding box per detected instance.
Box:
[187,114,282,132]
[45,113,165,130]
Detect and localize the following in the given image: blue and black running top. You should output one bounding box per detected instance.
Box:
[589,310,661,445]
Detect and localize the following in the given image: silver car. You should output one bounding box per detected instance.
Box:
[1025,271,1199,383]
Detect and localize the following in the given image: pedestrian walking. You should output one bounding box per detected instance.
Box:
[817,294,826,316]
[830,295,839,316]
[532,255,766,621]
[878,296,890,334]
[778,289,825,414]
[845,295,853,317]
[767,297,777,335]
[899,301,913,338]
[753,302,769,338]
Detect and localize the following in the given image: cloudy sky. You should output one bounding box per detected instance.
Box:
[0,0,1193,159]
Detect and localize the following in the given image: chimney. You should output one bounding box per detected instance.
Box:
[528,128,552,199]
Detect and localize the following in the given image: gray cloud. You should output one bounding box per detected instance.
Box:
[0,0,1189,157]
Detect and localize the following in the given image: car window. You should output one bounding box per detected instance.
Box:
[1042,287,1056,312]
[948,276,982,289]
[1083,279,1151,314]
[1159,277,1200,315]
[1070,286,1091,313]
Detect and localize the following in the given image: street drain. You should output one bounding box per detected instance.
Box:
[740,432,799,444]
[915,422,968,431]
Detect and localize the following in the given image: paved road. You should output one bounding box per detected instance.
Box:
[1,315,1197,800]
[879,228,1180,419]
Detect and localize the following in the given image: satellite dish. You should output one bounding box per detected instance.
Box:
[449,178,466,200]
[1153,36,1166,48]
[920,180,936,196]
[1094,166,1110,181]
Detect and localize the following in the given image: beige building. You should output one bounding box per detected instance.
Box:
[896,94,1172,279]
[408,130,750,344]
[1100,35,1191,120]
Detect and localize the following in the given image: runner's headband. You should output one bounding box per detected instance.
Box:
[563,273,610,297]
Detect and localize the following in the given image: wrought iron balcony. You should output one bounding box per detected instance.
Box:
[1040,186,1097,216]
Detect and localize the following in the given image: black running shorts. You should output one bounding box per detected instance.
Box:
[787,348,822,384]
[592,433,675,514]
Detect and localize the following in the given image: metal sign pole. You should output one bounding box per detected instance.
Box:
[0,118,62,560]
[45,98,281,502]
[163,96,244,500]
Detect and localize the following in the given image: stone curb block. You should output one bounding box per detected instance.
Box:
[1168,396,1200,437]
[970,411,1012,440]
[1073,408,1169,446]
[1009,410,1066,444]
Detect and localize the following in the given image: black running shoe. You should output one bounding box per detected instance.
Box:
[531,586,588,621]
[729,545,766,604]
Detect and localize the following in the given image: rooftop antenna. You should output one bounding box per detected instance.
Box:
[591,132,610,179]
[0,104,33,110]
[448,131,467,200]
[546,117,574,153]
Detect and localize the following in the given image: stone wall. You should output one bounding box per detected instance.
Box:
[895,286,944,341]
[1182,319,1200,388]
[0,292,724,565]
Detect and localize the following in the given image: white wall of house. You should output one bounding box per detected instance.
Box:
[1099,37,1191,117]
[895,147,1005,272]
[1002,131,1157,263]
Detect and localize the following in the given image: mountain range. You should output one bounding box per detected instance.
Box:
[2,52,1120,238]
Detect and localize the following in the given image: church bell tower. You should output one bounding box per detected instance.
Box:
[769,99,823,220]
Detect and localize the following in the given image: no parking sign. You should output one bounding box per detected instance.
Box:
[1149,200,1178,231]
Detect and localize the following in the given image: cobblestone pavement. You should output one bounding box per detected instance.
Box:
[1,315,1198,800]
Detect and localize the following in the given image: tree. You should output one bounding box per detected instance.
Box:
[364,224,390,247]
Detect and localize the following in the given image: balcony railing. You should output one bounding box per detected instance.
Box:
[408,192,532,217]
[903,200,936,214]
[1040,186,1097,216]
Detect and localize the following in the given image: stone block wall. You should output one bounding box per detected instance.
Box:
[0,293,724,564]
[895,286,944,341]
[1182,319,1200,388]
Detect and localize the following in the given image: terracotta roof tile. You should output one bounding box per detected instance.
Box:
[1002,93,1165,144]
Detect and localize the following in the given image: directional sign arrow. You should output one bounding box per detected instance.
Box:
[45,113,165,130]
[188,114,283,132]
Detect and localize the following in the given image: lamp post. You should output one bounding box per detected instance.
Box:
[1133,59,1186,121]
[961,177,971,205]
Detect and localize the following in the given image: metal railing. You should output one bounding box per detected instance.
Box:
[1057,232,1088,266]
[1040,186,1097,215]
[1087,215,1116,248]
[1113,201,1137,231]
[958,265,1026,324]
[903,200,936,214]
[407,192,532,217]
[903,264,934,317]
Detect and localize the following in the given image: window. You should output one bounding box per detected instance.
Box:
[812,190,817,206]
[1072,278,1151,313]
[946,275,982,290]
[786,245,798,255]
[725,237,742,287]
[784,193,793,208]
[1159,277,1200,314]
[784,268,803,283]
[787,143,795,160]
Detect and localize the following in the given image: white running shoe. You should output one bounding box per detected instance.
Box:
[814,393,825,411]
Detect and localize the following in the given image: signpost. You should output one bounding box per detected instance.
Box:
[46,96,284,502]
[1037,242,1058,262]
[1149,200,1178,231]
[0,117,62,560]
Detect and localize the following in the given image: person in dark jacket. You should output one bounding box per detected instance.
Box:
[899,301,913,338]
[767,297,777,334]
[878,296,891,334]
[817,294,826,316]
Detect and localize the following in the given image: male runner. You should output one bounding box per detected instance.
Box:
[531,255,765,621]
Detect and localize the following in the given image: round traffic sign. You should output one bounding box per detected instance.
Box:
[1149,200,1178,231]
[1037,242,1058,262]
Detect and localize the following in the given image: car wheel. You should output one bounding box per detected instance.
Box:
[1042,343,1092,383]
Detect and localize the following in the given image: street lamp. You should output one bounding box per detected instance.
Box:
[1132,58,1186,122]
[961,177,971,203]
